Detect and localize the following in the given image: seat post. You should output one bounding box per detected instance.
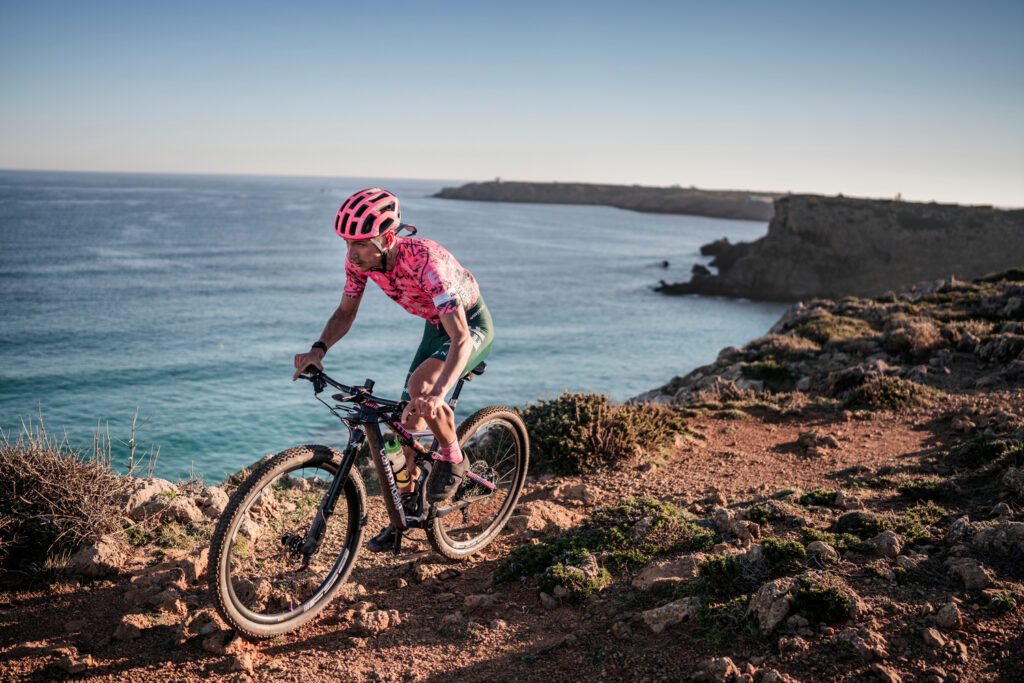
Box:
[448,378,466,410]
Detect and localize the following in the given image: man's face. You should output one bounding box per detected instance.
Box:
[346,239,382,272]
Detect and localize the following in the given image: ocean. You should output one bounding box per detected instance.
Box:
[0,171,787,481]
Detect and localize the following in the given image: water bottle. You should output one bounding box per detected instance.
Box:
[384,437,410,487]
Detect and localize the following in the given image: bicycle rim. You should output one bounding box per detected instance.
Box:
[211,446,363,637]
[428,407,527,556]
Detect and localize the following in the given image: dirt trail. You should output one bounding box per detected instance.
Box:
[2,397,1022,682]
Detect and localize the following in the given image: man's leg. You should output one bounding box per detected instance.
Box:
[400,357,457,490]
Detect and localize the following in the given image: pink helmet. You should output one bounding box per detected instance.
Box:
[334,188,401,240]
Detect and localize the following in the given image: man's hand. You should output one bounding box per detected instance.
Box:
[292,349,325,381]
[408,393,445,419]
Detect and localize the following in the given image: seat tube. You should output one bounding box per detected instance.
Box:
[365,420,408,530]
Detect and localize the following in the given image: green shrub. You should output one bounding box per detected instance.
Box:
[694,555,740,597]
[695,595,752,644]
[947,438,1024,469]
[799,489,837,506]
[494,497,716,583]
[800,527,858,552]
[537,563,613,602]
[789,573,854,624]
[715,409,750,420]
[516,392,689,474]
[898,478,953,501]
[741,360,794,390]
[761,538,806,571]
[896,502,948,544]
[794,313,876,346]
[843,376,939,411]
[984,591,1017,614]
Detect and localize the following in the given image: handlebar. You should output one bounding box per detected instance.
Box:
[298,366,403,409]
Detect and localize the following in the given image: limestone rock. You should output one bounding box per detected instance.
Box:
[761,669,799,683]
[631,553,705,591]
[463,594,498,611]
[69,535,126,577]
[352,609,400,636]
[539,592,559,610]
[935,602,962,630]
[922,627,946,648]
[693,656,741,683]
[836,510,884,534]
[641,597,700,634]
[550,482,595,504]
[230,652,254,674]
[866,530,905,558]
[747,576,797,634]
[201,630,232,655]
[122,478,177,519]
[869,663,903,683]
[806,541,840,564]
[57,653,93,674]
[832,627,889,661]
[946,557,994,590]
[972,521,1024,554]
[778,635,809,653]
[511,500,581,533]
[611,620,633,641]
[834,490,863,510]
[199,485,230,518]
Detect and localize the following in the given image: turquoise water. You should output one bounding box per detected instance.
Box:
[0,171,786,480]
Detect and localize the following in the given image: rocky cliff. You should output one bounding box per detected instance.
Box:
[434,181,780,221]
[656,195,1024,301]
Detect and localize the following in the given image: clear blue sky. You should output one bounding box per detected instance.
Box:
[1,1,1022,205]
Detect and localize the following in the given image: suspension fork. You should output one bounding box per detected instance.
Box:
[299,432,363,566]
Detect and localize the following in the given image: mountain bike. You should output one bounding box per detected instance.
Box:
[207,362,529,639]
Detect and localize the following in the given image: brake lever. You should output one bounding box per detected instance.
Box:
[301,365,326,394]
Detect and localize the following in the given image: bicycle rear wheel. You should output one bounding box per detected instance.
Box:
[208,445,365,639]
[426,406,529,560]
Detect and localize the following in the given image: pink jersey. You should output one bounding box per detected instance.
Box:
[343,237,480,325]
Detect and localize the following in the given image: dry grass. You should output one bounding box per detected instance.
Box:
[0,418,132,569]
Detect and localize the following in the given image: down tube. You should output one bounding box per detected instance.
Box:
[364,421,408,531]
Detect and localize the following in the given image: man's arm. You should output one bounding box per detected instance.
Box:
[292,295,361,380]
[427,307,473,398]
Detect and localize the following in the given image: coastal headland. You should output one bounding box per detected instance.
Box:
[434,180,781,221]
[657,194,1024,301]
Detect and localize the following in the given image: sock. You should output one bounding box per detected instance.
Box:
[436,440,464,464]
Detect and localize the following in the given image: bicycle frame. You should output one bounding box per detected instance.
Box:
[296,367,495,561]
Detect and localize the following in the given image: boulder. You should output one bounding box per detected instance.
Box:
[806,541,840,564]
[972,521,1024,554]
[832,627,889,661]
[747,576,798,634]
[865,530,905,558]
[641,597,701,634]
[69,535,126,577]
[199,486,230,518]
[123,478,177,519]
[946,557,994,590]
[631,553,705,591]
[935,602,962,630]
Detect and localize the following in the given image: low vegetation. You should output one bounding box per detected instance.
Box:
[516,393,689,474]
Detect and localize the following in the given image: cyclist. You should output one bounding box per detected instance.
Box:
[292,188,493,552]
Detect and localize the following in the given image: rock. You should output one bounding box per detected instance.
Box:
[463,594,497,611]
[709,491,728,507]
[353,609,400,636]
[761,669,799,683]
[972,521,1024,554]
[778,635,809,653]
[947,515,975,544]
[238,515,263,543]
[713,507,734,532]
[834,490,863,510]
[539,592,559,610]
[991,502,1014,519]
[952,415,976,432]
[114,613,149,641]
[946,557,994,590]
[869,663,903,683]
[832,627,889,661]
[747,576,797,634]
[694,657,741,682]
[511,500,581,533]
[490,619,507,629]
[64,618,89,633]
[630,553,705,591]
[179,546,209,584]
[69,535,126,577]
[199,485,230,518]
[922,627,946,648]
[935,602,962,630]
[201,630,232,655]
[123,478,177,519]
[230,652,254,674]
[866,530,905,558]
[786,614,810,630]
[806,541,840,564]
[641,597,700,634]
[439,612,463,629]
[163,496,205,526]
[550,482,595,504]
[57,653,93,674]
[183,607,226,638]
[1004,467,1024,497]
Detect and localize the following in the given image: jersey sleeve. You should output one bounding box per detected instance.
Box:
[343,259,368,300]
[420,255,463,316]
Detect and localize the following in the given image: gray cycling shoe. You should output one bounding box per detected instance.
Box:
[366,524,397,553]
[426,457,469,502]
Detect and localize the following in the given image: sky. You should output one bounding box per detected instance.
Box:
[1,1,1022,206]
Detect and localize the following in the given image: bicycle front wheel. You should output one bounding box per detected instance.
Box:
[208,445,365,639]
[426,406,529,560]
